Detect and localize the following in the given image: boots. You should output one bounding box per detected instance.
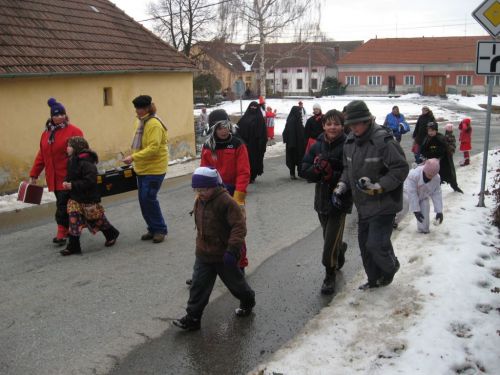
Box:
[60,235,82,256]
[172,315,201,331]
[459,159,470,166]
[320,269,336,295]
[52,225,68,246]
[336,242,348,270]
[102,226,120,247]
[378,259,400,287]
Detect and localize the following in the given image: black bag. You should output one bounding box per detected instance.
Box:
[97,165,138,197]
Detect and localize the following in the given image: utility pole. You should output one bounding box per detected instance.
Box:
[308,46,312,95]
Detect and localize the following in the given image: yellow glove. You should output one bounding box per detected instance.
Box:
[233,190,246,206]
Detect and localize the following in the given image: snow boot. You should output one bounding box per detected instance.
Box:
[358,281,379,291]
[321,269,336,295]
[172,315,201,331]
[102,226,120,247]
[378,260,401,287]
[459,159,470,167]
[52,225,68,246]
[336,243,347,270]
[235,298,256,317]
[60,235,82,256]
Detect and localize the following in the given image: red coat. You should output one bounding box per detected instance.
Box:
[30,123,84,191]
[458,118,472,152]
[200,136,250,194]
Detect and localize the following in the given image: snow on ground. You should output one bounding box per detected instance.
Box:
[253,150,500,375]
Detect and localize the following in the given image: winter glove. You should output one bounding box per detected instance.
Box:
[313,156,331,173]
[355,177,384,196]
[331,182,347,209]
[414,212,424,223]
[435,212,443,224]
[223,247,241,267]
[233,190,246,206]
[331,194,343,210]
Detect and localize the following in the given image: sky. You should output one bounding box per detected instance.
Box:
[110,0,488,42]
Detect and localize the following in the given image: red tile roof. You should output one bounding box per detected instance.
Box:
[0,0,195,76]
[337,36,489,65]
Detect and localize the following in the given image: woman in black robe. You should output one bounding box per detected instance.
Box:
[237,101,268,182]
[282,106,306,179]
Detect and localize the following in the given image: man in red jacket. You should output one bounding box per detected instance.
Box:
[30,98,84,245]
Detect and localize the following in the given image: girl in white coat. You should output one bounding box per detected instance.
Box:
[395,158,443,233]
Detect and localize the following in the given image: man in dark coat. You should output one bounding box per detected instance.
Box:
[283,106,306,179]
[335,100,409,290]
[304,103,324,150]
[420,122,463,193]
[237,101,268,182]
[302,109,352,294]
[412,106,436,163]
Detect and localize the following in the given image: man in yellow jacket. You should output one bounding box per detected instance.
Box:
[123,95,169,243]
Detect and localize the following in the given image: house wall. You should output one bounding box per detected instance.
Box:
[0,72,194,192]
[338,63,500,95]
[266,66,327,95]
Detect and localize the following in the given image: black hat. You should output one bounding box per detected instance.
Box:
[132,95,152,108]
[427,122,438,130]
[208,109,230,127]
[344,100,372,125]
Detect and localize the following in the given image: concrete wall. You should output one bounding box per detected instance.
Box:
[0,71,195,192]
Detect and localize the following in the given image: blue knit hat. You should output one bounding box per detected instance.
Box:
[192,167,223,188]
[48,97,66,116]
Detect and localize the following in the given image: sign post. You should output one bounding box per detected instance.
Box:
[472,0,500,207]
[233,79,245,115]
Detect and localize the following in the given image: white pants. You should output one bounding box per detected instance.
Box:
[395,192,431,233]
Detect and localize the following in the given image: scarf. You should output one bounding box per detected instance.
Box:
[46,119,67,144]
[131,115,167,150]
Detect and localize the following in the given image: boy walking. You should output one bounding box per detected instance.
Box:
[173,167,255,331]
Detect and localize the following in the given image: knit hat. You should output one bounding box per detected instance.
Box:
[427,122,438,130]
[192,167,223,188]
[423,158,440,178]
[444,123,454,132]
[48,97,66,116]
[313,103,321,110]
[344,100,373,125]
[132,95,152,108]
[208,109,230,128]
[259,96,265,105]
[68,136,89,154]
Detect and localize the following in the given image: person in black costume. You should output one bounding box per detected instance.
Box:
[412,106,436,163]
[283,106,306,179]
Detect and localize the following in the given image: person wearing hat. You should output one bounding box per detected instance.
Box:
[383,105,410,143]
[173,167,256,331]
[333,100,409,290]
[30,98,84,246]
[412,106,436,164]
[60,136,120,256]
[304,103,324,153]
[420,122,462,193]
[458,118,472,166]
[394,158,443,234]
[123,95,169,243]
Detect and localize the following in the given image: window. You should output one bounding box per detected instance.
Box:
[311,78,318,90]
[457,75,472,86]
[282,69,288,73]
[486,76,500,85]
[297,79,303,90]
[269,69,275,73]
[312,68,318,73]
[245,76,252,82]
[297,69,303,73]
[404,75,415,85]
[103,87,112,106]
[282,79,288,89]
[345,76,359,86]
[367,76,381,86]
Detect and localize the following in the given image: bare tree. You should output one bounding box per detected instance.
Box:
[148,0,218,56]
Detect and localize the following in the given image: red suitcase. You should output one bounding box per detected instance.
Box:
[17,181,44,205]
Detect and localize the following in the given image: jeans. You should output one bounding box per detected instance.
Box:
[187,257,255,319]
[358,214,399,284]
[137,174,167,235]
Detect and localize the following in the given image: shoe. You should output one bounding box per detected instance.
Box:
[186,278,192,286]
[141,232,154,241]
[336,243,347,270]
[152,233,166,243]
[459,159,470,166]
[52,237,67,246]
[103,227,120,247]
[453,187,464,194]
[320,273,336,295]
[378,260,400,287]
[172,315,201,331]
[60,236,82,256]
[235,299,256,317]
[358,282,379,291]
[53,225,68,246]
[290,174,297,180]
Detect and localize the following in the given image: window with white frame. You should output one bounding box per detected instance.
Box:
[311,78,318,90]
[282,79,288,89]
[404,75,415,85]
[297,69,303,73]
[486,76,500,86]
[457,75,472,86]
[367,76,382,86]
[345,76,359,86]
[297,79,303,90]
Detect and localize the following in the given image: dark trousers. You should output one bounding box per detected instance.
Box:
[186,257,255,319]
[285,146,302,177]
[54,190,69,227]
[358,214,399,284]
[137,174,168,235]
[318,211,346,270]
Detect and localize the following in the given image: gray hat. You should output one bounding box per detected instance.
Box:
[344,100,373,125]
[427,121,438,130]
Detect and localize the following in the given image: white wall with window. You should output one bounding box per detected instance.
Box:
[457,75,472,86]
[486,76,500,85]
[404,75,415,85]
[265,66,326,94]
[367,76,382,86]
[345,76,359,86]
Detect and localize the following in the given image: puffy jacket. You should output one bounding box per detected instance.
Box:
[194,187,246,263]
[132,116,169,175]
[458,118,472,152]
[383,113,409,138]
[65,150,100,204]
[30,123,84,191]
[340,123,409,219]
[302,133,352,214]
[404,166,442,214]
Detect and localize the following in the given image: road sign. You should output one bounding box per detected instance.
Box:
[476,41,500,74]
[233,79,245,97]
[472,0,500,37]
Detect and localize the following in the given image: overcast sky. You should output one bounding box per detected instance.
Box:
[111,0,488,42]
